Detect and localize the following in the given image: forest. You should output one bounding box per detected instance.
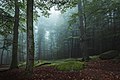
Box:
[0,0,120,80]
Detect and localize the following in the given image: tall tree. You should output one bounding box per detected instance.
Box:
[10,0,19,69]
[26,0,34,73]
[78,0,89,61]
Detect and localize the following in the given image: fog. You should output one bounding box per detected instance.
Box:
[34,6,78,60]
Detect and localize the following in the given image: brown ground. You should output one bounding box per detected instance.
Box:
[0,60,120,80]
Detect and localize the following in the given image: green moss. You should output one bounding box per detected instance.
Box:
[34,60,52,67]
[55,61,85,71]
[99,50,120,60]
[18,62,26,68]
[90,55,100,61]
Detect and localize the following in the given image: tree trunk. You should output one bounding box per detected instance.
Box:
[21,32,25,62]
[112,10,116,49]
[78,0,89,61]
[6,50,9,64]
[1,49,4,65]
[38,38,41,60]
[26,0,34,74]
[10,0,19,69]
[1,37,6,64]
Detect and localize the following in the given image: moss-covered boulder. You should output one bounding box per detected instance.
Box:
[99,50,120,60]
[55,61,85,71]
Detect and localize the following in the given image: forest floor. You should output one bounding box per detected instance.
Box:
[0,59,120,80]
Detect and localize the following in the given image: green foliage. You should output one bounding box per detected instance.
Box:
[55,61,85,71]
[68,13,79,27]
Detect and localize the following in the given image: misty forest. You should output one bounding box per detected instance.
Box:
[0,0,120,80]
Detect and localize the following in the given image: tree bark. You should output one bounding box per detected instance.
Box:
[1,49,4,64]
[26,0,34,74]
[78,0,89,61]
[6,50,9,64]
[10,0,19,69]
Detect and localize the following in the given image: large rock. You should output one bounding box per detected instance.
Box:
[99,50,120,60]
